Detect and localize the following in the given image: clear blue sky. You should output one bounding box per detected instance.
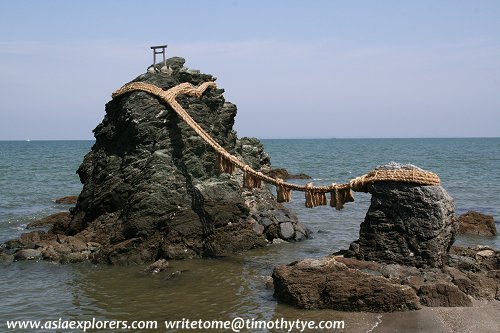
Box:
[1,0,499,139]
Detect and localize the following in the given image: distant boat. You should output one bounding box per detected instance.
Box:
[25,139,31,142]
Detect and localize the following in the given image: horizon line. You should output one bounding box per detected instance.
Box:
[1,136,499,141]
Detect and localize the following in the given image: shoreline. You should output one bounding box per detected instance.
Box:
[373,299,500,333]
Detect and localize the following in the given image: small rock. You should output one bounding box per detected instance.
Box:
[458,211,497,236]
[279,222,295,240]
[165,57,185,70]
[145,259,170,274]
[251,221,265,235]
[165,270,183,280]
[27,212,70,229]
[475,250,495,259]
[0,252,14,263]
[263,276,274,290]
[14,249,42,261]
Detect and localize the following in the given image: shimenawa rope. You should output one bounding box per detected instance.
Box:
[112,81,441,209]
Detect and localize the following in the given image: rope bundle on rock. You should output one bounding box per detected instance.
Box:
[112,81,441,209]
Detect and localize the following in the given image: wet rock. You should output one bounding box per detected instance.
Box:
[54,196,78,205]
[145,259,170,274]
[0,252,14,263]
[14,249,42,261]
[27,212,71,229]
[349,182,458,268]
[165,270,184,280]
[458,211,497,236]
[272,257,421,312]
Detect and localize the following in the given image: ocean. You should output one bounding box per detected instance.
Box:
[0,138,499,332]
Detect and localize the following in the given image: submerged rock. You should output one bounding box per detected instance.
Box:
[145,259,170,274]
[458,211,497,236]
[349,182,458,268]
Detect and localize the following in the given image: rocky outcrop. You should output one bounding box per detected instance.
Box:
[2,231,99,263]
[458,211,497,236]
[272,170,499,312]
[273,248,500,311]
[348,182,458,268]
[2,56,309,264]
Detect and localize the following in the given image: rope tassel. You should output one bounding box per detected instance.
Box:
[276,179,292,202]
[244,169,262,189]
[330,188,337,208]
[330,186,355,210]
[304,183,327,208]
[344,188,355,203]
[216,153,235,175]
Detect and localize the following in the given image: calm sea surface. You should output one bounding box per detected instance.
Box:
[0,138,499,332]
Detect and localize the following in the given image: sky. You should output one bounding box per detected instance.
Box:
[0,0,499,139]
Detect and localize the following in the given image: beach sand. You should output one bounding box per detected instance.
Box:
[372,300,500,333]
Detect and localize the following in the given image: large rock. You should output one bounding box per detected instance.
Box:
[458,211,497,236]
[44,56,309,264]
[349,182,458,268]
[272,254,499,311]
[272,257,421,312]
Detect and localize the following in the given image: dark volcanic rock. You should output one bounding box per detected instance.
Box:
[272,257,421,312]
[349,182,458,268]
[458,211,497,236]
[10,56,309,265]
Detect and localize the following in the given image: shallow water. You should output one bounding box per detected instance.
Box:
[0,138,499,332]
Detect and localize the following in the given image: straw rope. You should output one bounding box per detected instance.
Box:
[112,81,441,209]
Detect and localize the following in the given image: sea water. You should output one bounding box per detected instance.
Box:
[0,138,498,332]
